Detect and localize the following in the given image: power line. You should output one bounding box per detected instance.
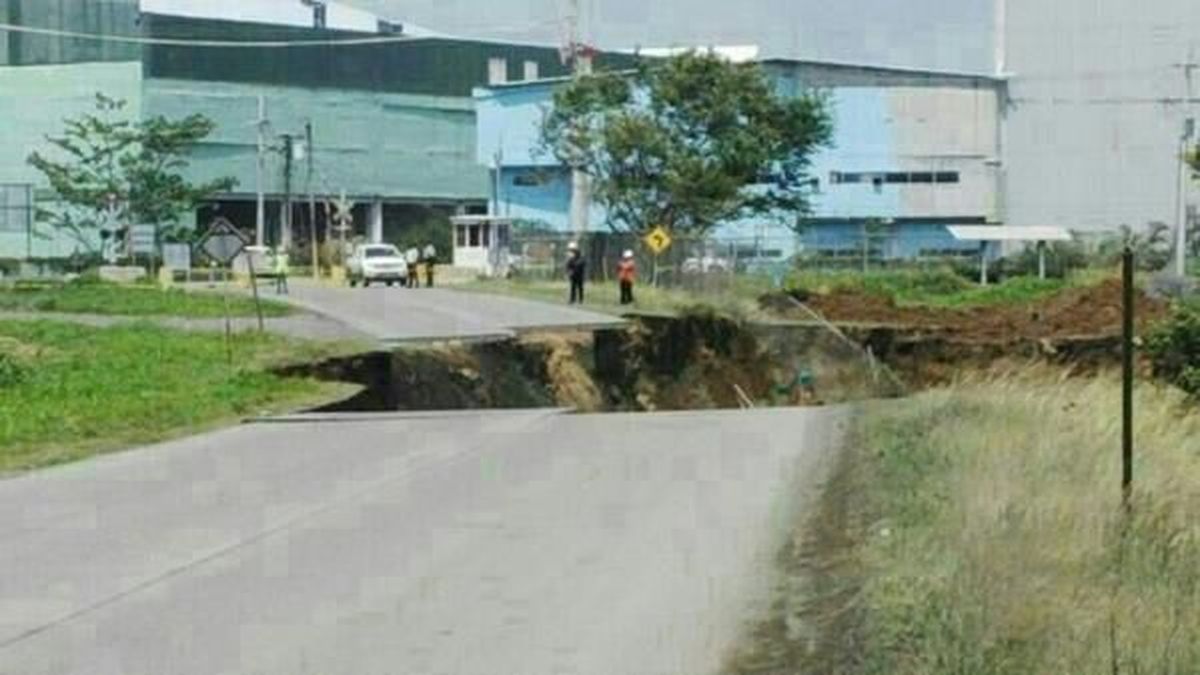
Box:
[0,22,418,48]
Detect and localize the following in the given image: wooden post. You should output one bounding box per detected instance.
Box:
[979,241,989,285]
[1037,240,1047,280]
[246,253,265,333]
[1122,246,1135,506]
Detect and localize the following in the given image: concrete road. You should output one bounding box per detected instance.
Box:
[278,282,623,342]
[0,407,847,675]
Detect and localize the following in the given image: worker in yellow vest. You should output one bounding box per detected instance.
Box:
[273,247,289,295]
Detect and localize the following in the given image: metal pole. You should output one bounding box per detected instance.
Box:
[306,121,318,279]
[980,241,989,285]
[1037,240,1047,280]
[256,95,267,247]
[281,134,294,251]
[862,222,869,275]
[1177,133,1190,276]
[1122,246,1135,505]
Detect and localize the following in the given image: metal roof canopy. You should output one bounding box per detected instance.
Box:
[946,226,1072,285]
[947,225,1072,242]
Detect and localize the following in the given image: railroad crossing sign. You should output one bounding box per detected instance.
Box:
[198,217,248,265]
[331,191,355,237]
[643,226,673,255]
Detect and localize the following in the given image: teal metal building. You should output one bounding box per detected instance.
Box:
[0,0,633,261]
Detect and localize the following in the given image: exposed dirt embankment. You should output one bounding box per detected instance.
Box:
[762,278,1168,343]
[761,279,1171,387]
[279,311,889,413]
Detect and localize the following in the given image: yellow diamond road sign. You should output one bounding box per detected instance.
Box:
[644,226,672,255]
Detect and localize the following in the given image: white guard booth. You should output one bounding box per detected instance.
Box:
[451,216,513,278]
[947,225,1072,285]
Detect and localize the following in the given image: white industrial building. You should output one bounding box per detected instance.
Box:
[1001,0,1200,240]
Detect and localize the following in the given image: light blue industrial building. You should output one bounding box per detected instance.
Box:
[475,60,1006,261]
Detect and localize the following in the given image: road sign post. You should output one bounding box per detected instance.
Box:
[198,217,264,334]
[643,226,673,288]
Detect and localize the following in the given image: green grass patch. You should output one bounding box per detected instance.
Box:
[849,373,1200,673]
[786,268,1069,308]
[0,320,356,473]
[0,281,292,318]
[455,276,776,320]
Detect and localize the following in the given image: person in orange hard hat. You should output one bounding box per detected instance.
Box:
[616,249,636,305]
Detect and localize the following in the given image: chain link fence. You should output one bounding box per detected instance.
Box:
[509,230,801,292]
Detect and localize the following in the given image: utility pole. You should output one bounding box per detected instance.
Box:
[492,148,504,216]
[306,121,318,278]
[1173,48,1198,276]
[564,0,591,238]
[255,95,268,247]
[281,133,294,251]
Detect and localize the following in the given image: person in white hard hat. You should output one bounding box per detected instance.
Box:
[565,241,586,304]
[617,249,636,305]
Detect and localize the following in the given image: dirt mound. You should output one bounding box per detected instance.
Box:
[766,278,1168,344]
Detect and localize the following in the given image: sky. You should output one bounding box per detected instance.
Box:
[345,0,997,73]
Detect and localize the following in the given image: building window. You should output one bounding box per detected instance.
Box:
[488,58,508,85]
[457,225,467,247]
[830,171,960,185]
[481,224,491,248]
[469,225,481,247]
[513,172,547,187]
[523,60,540,81]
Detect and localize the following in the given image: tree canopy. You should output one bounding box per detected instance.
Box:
[28,94,235,255]
[541,52,833,236]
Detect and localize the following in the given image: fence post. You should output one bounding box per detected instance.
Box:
[1121,246,1135,507]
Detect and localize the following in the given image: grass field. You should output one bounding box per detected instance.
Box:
[456,276,775,319]
[786,268,1079,308]
[858,373,1199,672]
[728,371,1200,673]
[0,320,357,473]
[459,268,1108,320]
[0,282,292,318]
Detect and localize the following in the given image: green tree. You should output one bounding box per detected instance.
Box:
[541,52,833,236]
[28,94,235,255]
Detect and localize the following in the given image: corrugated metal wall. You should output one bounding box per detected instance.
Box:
[2,0,139,66]
[145,78,489,202]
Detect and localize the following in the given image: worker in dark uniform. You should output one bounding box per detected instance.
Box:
[566,241,586,304]
[422,243,437,288]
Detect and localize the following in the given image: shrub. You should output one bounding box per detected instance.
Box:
[1145,300,1200,397]
[0,352,29,387]
[993,241,1089,280]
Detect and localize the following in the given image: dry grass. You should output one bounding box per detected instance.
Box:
[858,369,1200,673]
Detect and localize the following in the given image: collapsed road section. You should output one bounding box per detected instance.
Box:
[277,309,902,414]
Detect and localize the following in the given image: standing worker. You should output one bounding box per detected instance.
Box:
[405,246,421,289]
[566,241,586,305]
[423,242,438,288]
[273,247,289,295]
[617,249,636,305]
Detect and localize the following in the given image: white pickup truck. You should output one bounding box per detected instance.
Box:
[346,244,409,287]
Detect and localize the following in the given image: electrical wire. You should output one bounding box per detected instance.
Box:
[0,21,419,48]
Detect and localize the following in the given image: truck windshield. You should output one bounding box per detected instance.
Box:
[365,248,399,259]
